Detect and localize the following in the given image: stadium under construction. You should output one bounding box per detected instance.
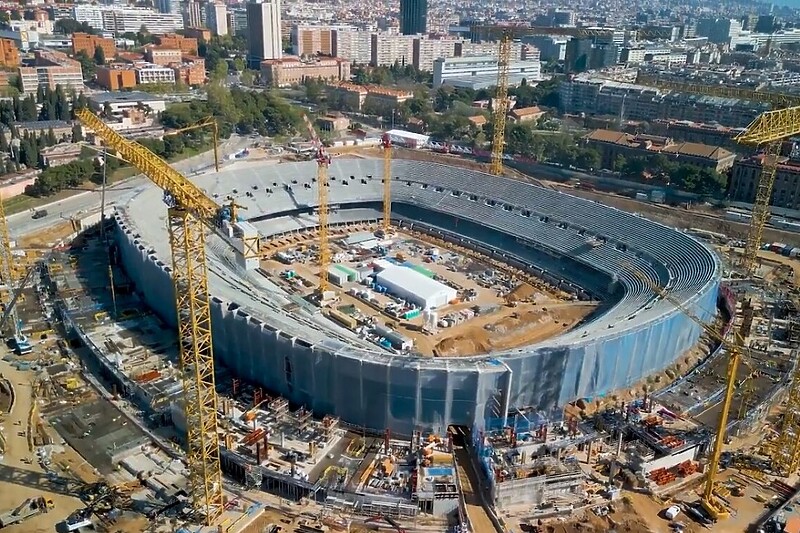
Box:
[109,157,721,436]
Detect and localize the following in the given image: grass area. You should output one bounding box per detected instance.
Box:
[4,141,216,216]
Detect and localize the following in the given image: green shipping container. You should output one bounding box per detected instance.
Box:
[334,264,358,282]
[410,264,435,278]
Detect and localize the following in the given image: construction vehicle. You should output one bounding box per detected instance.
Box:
[0,496,54,528]
[470,25,673,176]
[75,108,232,524]
[0,189,30,355]
[632,75,800,277]
[627,264,750,521]
[163,116,220,173]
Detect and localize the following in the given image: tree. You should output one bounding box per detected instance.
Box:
[304,77,323,103]
[212,61,228,82]
[20,95,37,121]
[103,101,113,117]
[13,74,23,94]
[72,124,83,143]
[233,57,245,72]
[54,19,97,35]
[94,44,106,65]
[612,154,627,172]
[75,51,96,80]
[0,132,7,152]
[47,127,57,146]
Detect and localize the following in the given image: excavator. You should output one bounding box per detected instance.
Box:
[0,496,53,528]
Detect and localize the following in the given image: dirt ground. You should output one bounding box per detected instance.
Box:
[429,302,596,356]
[17,220,76,249]
[0,358,88,533]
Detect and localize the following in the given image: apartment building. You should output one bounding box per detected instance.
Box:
[585,129,736,173]
[326,82,368,110]
[364,86,413,113]
[730,155,800,210]
[247,0,282,66]
[72,32,116,59]
[89,91,167,117]
[649,119,744,151]
[74,6,184,33]
[0,38,19,67]
[207,3,228,36]
[145,46,182,66]
[433,55,541,89]
[18,50,83,93]
[173,57,206,85]
[184,1,202,29]
[332,29,372,64]
[371,33,414,67]
[260,56,350,87]
[523,35,567,62]
[292,24,354,56]
[229,9,248,36]
[326,82,412,113]
[559,76,770,129]
[412,37,459,71]
[135,62,176,84]
[96,64,138,90]
[155,33,198,55]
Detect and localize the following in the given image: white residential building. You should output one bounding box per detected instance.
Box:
[73,5,104,30]
[332,28,372,64]
[74,6,184,33]
[135,63,176,84]
[247,0,282,65]
[433,55,541,89]
[413,36,461,71]
[371,32,414,66]
[208,3,228,36]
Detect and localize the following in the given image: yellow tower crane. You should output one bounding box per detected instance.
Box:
[626,265,751,521]
[301,115,332,296]
[0,191,22,343]
[380,133,392,233]
[633,75,800,276]
[75,108,231,525]
[163,116,220,173]
[472,25,673,176]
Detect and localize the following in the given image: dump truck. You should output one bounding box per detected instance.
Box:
[0,496,54,528]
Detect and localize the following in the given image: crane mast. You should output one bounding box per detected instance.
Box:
[302,115,332,295]
[476,25,672,176]
[75,108,224,524]
[490,33,512,176]
[381,133,392,232]
[633,76,800,277]
[0,191,25,351]
[629,266,742,520]
[163,117,220,173]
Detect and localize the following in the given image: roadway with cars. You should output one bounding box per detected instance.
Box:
[8,135,252,239]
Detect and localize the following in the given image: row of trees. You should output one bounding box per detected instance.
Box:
[161,85,302,138]
[611,154,728,196]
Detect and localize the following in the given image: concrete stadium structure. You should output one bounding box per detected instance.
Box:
[112,158,721,435]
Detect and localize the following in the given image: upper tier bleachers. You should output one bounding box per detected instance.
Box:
[194,158,719,348]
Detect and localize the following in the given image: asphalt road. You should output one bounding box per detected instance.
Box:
[8,135,252,239]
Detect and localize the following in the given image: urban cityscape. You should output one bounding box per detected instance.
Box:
[0,0,798,532]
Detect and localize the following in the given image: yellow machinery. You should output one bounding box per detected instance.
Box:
[301,115,332,295]
[76,108,225,524]
[627,265,748,520]
[163,116,220,173]
[0,191,19,337]
[473,25,673,175]
[380,133,392,232]
[634,75,800,276]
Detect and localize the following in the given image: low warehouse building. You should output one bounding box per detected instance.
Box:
[375,265,457,309]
